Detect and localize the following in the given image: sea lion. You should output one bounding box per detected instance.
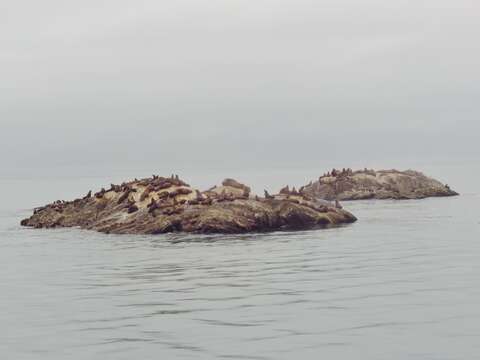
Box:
[33,206,46,214]
[201,198,213,206]
[123,198,135,208]
[148,200,159,214]
[140,186,153,202]
[156,181,172,190]
[127,204,139,213]
[117,189,131,204]
[84,190,92,199]
[264,190,274,199]
[157,191,170,200]
[95,188,106,199]
[169,190,179,198]
[335,199,343,209]
[176,188,193,195]
[147,197,156,208]
[162,207,177,216]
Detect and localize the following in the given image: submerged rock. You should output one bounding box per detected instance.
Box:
[21,176,357,234]
[302,168,459,201]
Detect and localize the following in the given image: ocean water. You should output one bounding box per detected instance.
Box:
[1,165,479,359]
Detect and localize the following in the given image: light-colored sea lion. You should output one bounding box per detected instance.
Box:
[335,199,343,209]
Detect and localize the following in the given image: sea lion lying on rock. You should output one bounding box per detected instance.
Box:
[21,175,357,234]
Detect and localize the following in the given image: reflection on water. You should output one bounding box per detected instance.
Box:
[1,191,480,359]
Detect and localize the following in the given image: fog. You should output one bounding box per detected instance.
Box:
[1,0,479,179]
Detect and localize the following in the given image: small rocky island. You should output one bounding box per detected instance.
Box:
[21,176,357,234]
[301,168,458,201]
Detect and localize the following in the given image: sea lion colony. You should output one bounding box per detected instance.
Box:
[21,175,357,234]
[302,168,458,201]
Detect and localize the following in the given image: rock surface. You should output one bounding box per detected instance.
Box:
[302,169,459,201]
[21,175,357,234]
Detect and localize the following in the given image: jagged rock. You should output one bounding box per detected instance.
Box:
[205,178,251,199]
[20,175,357,234]
[303,169,459,200]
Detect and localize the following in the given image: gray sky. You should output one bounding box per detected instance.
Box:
[1,0,479,177]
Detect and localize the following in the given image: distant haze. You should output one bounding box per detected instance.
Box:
[1,0,478,177]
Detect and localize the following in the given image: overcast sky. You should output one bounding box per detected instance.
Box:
[1,0,479,178]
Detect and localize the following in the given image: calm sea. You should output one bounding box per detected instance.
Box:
[1,164,479,359]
